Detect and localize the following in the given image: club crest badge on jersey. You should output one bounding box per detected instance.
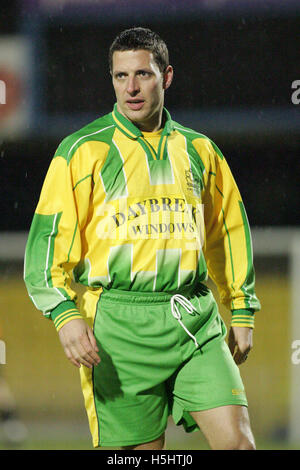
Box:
[185,169,202,197]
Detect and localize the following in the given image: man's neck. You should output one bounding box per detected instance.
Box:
[135,120,162,132]
[117,106,164,133]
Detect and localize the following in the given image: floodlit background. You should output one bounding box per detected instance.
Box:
[0,0,299,450]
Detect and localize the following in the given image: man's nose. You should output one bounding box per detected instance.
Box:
[127,76,140,94]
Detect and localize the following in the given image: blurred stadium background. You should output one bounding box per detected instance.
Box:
[0,0,299,450]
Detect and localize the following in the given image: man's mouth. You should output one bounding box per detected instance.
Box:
[126,99,145,111]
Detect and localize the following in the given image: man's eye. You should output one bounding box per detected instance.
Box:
[138,71,150,77]
[116,73,126,79]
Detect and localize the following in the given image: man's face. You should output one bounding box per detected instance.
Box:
[111,49,173,131]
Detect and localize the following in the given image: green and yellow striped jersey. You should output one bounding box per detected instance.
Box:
[24,105,260,331]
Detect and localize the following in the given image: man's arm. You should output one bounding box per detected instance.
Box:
[24,147,100,367]
[193,138,260,360]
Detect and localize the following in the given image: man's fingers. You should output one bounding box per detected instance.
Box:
[228,326,253,365]
[64,346,81,368]
[233,342,251,365]
[228,329,236,355]
[69,336,100,369]
[80,331,101,365]
[87,327,100,354]
[59,319,100,369]
[68,343,96,369]
[234,349,249,365]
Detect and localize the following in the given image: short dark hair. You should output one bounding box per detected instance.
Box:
[109,27,169,73]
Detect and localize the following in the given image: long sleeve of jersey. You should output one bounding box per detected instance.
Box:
[24,144,95,330]
[24,107,260,331]
[194,137,261,325]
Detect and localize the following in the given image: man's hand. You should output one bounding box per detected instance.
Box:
[228,326,253,365]
[58,318,100,369]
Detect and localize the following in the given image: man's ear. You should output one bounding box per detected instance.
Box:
[163,65,174,90]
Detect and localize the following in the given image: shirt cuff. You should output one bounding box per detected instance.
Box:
[231,309,255,328]
[50,300,84,332]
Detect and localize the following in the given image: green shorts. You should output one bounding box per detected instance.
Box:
[79,284,248,448]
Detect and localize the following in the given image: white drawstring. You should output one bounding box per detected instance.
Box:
[170,294,200,347]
